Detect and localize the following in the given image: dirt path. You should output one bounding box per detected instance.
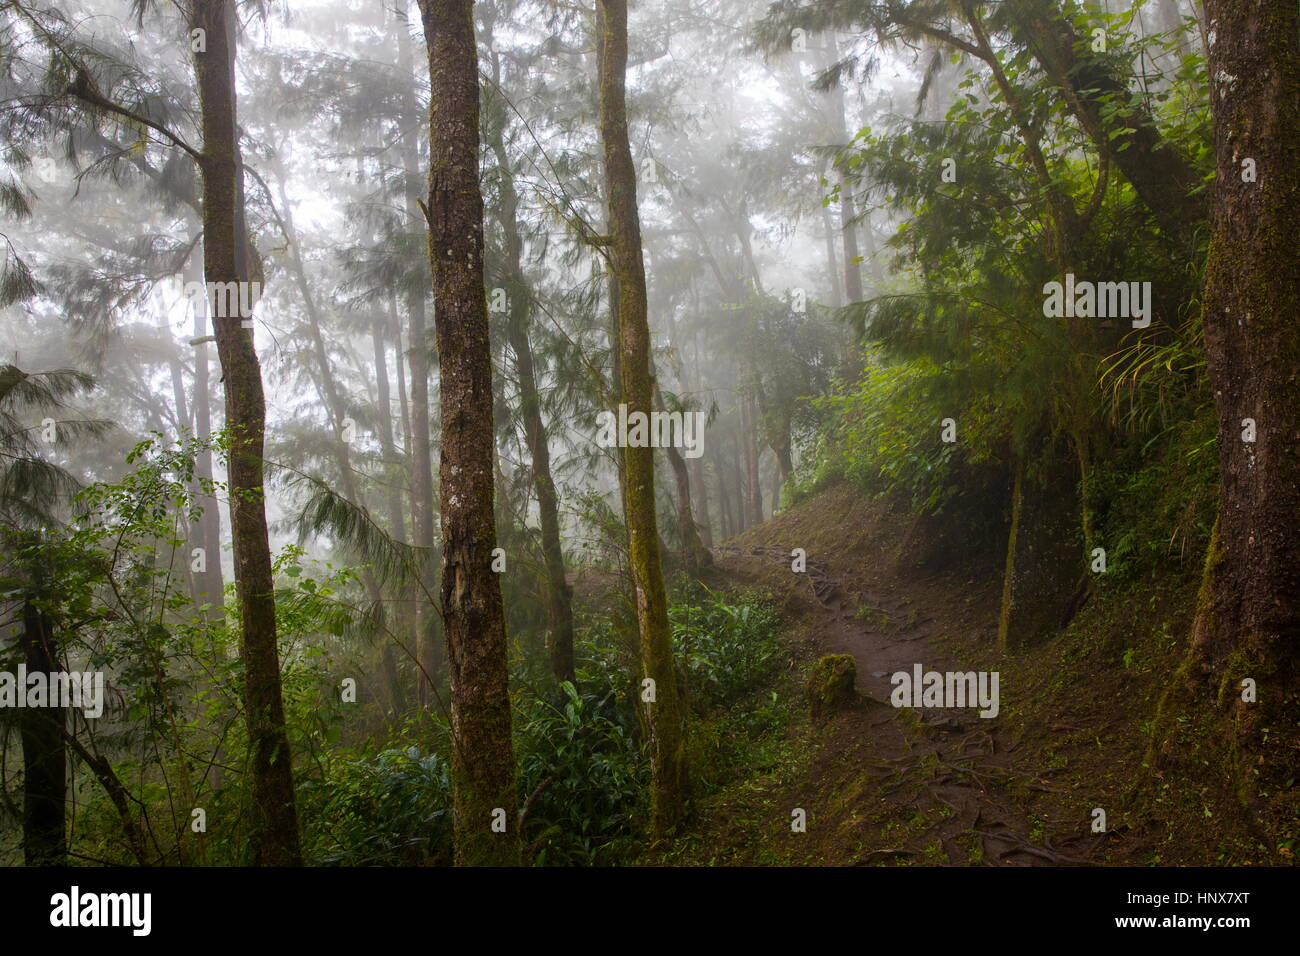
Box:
[713,542,1097,866]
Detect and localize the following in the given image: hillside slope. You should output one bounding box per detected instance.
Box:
[673,483,1288,866]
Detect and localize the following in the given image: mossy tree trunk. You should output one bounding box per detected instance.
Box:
[191,0,301,866]
[417,0,519,866]
[597,0,689,840]
[1190,0,1300,728]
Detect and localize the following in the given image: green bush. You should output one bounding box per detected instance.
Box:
[302,592,783,866]
[305,746,453,866]
[672,593,782,708]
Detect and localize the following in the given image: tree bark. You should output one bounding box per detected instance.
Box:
[418,0,519,866]
[19,600,65,866]
[597,0,688,841]
[1189,0,1300,733]
[191,0,301,866]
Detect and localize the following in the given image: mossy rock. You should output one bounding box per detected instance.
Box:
[807,654,857,721]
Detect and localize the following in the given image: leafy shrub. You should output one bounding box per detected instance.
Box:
[672,592,781,708]
[517,676,644,866]
[302,593,783,866]
[305,746,453,866]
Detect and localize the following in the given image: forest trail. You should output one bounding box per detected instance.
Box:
[700,487,1099,866]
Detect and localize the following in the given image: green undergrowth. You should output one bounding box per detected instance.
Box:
[300,585,789,867]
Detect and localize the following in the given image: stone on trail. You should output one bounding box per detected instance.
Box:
[807,654,857,721]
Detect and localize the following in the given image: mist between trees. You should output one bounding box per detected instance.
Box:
[0,0,1295,868]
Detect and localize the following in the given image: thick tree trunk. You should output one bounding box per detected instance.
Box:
[597,0,688,841]
[191,0,301,866]
[418,0,519,866]
[19,600,65,866]
[1189,0,1300,729]
[665,439,710,574]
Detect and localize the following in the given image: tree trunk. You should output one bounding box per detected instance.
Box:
[688,453,713,549]
[688,334,714,549]
[372,317,408,713]
[665,439,710,574]
[819,171,844,309]
[191,0,301,866]
[394,0,440,709]
[483,60,577,685]
[729,430,748,532]
[1189,0,1300,732]
[997,438,1084,651]
[597,0,688,841]
[20,599,65,866]
[186,246,226,623]
[824,34,865,303]
[418,0,519,866]
[716,449,734,540]
[742,394,763,525]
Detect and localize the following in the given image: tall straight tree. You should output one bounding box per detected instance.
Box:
[596,0,688,840]
[416,0,519,866]
[487,132,577,684]
[393,0,440,707]
[1190,1,1300,734]
[190,0,301,866]
[481,25,576,684]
